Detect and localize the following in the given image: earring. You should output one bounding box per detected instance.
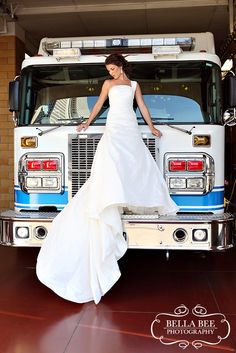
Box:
[120,67,123,74]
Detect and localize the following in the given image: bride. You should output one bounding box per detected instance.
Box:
[36,53,179,304]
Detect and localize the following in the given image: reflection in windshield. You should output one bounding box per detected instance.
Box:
[137,95,204,123]
[19,61,221,126]
[31,94,205,125]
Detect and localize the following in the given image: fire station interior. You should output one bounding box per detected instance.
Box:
[1,1,236,352]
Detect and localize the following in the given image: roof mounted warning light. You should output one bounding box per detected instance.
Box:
[40,36,194,57]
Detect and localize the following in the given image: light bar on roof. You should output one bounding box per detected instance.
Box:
[43,41,60,52]
[106,38,128,47]
[72,40,83,48]
[83,40,94,48]
[152,38,164,45]
[128,39,141,46]
[60,41,71,48]
[140,38,152,46]
[165,38,176,45]
[94,40,106,47]
[43,36,194,55]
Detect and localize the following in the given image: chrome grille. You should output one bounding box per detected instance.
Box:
[143,138,156,160]
[69,134,158,198]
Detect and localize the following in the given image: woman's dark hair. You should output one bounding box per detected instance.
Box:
[105,53,131,76]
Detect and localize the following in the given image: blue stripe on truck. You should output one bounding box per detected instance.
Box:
[14,188,68,210]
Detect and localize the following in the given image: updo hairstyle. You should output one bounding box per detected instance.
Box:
[105,53,131,76]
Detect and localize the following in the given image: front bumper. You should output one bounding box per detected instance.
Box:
[0,210,235,250]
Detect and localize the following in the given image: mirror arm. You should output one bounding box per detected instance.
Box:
[12,112,18,127]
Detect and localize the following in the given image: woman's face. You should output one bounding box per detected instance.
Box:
[106,64,121,79]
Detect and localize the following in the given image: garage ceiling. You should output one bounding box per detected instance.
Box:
[1,0,235,56]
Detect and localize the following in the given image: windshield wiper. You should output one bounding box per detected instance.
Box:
[36,126,62,136]
[152,118,174,121]
[153,120,195,135]
[165,124,195,135]
[36,117,85,136]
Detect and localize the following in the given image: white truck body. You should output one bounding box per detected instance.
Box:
[0,32,235,250]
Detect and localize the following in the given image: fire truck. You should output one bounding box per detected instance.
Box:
[1,32,236,251]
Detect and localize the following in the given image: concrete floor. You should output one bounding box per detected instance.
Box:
[0,245,236,353]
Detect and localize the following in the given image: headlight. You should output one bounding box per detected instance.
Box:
[193,229,208,241]
[169,178,186,189]
[16,227,29,239]
[187,178,204,189]
[26,177,42,188]
[42,177,58,188]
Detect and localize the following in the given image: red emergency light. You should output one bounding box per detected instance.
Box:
[42,160,58,171]
[187,160,204,171]
[26,159,58,171]
[169,160,186,171]
[26,160,41,170]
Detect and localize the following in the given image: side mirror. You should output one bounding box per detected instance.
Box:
[223,75,236,109]
[9,79,20,112]
[223,108,236,126]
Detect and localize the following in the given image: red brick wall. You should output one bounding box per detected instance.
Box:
[0,35,25,210]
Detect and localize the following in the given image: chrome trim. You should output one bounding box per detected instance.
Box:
[0,210,56,247]
[164,152,215,194]
[18,152,64,194]
[0,210,235,249]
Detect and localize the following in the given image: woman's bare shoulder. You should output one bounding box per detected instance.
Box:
[103,79,113,87]
[134,81,141,91]
[101,80,113,95]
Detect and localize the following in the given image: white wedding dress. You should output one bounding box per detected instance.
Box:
[36,81,179,304]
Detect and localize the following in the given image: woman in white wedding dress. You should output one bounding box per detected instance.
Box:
[36,54,179,304]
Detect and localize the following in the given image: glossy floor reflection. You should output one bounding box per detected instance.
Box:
[0,246,236,353]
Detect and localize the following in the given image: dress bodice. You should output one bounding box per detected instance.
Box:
[108,81,137,110]
[106,81,137,128]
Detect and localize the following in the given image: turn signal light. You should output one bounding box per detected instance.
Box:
[21,136,38,148]
[193,135,211,146]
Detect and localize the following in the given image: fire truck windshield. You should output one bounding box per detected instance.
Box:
[19,61,221,126]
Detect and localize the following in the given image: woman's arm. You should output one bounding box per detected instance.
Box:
[135,83,162,138]
[76,80,110,132]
